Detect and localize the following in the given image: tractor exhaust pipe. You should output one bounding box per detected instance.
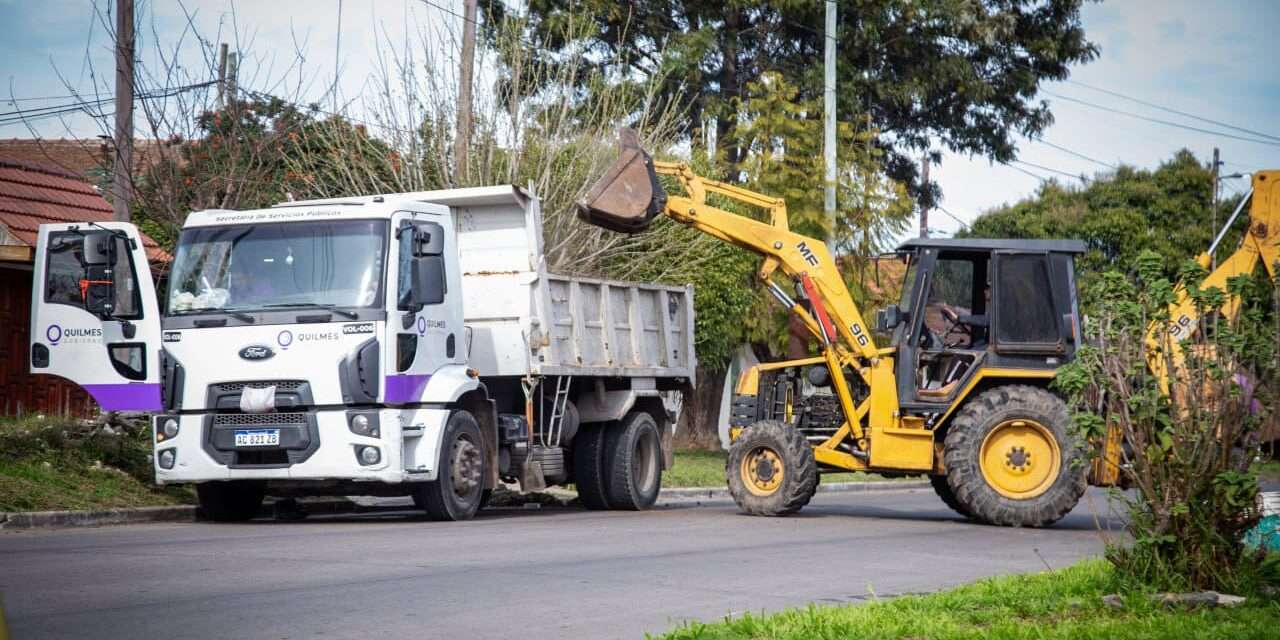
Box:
[575,128,668,233]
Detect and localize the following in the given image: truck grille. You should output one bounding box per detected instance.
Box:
[211,380,306,393]
[212,412,308,427]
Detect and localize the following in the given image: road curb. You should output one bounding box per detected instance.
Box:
[1,481,930,530]
[658,479,929,503]
[0,499,364,532]
[0,505,197,530]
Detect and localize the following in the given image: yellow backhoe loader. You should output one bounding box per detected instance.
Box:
[577,129,1278,526]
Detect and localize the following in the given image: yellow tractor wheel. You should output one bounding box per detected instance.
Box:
[939,385,1086,527]
[726,421,817,516]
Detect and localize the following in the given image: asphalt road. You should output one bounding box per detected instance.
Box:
[0,487,1119,640]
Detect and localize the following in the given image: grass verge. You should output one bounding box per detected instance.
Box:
[0,415,191,512]
[664,448,911,489]
[656,559,1280,640]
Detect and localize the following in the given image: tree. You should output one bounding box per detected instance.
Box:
[962,151,1247,290]
[487,0,1098,203]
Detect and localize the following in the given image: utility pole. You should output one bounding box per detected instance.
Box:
[454,0,478,185]
[919,156,930,238]
[822,0,837,249]
[333,0,343,113]
[216,43,229,108]
[111,0,135,222]
[1210,146,1221,269]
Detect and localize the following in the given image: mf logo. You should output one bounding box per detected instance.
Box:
[796,241,820,267]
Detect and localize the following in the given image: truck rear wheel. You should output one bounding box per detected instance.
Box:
[726,420,817,516]
[417,410,487,521]
[603,412,663,510]
[196,480,265,522]
[942,385,1086,527]
[572,422,612,510]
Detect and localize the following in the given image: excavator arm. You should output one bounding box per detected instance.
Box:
[577,129,896,457]
[1145,171,1280,390]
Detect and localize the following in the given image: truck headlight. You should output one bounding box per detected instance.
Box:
[357,446,381,465]
[158,448,176,469]
[156,416,179,442]
[348,412,379,437]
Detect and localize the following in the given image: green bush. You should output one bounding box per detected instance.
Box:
[1055,251,1279,593]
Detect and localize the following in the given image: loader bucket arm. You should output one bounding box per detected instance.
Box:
[576,128,668,233]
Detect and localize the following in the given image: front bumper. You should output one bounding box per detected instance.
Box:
[153,407,449,485]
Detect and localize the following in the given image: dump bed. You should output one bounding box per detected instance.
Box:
[413,186,695,380]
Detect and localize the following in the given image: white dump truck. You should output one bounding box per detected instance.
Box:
[28,186,694,520]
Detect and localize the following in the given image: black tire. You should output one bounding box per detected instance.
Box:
[196,480,265,522]
[417,410,487,521]
[602,412,663,510]
[929,474,971,518]
[572,422,612,510]
[726,420,818,516]
[943,385,1086,527]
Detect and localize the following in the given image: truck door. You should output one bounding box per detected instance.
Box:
[29,222,163,411]
[387,213,458,403]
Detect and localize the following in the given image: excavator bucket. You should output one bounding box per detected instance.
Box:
[575,128,668,233]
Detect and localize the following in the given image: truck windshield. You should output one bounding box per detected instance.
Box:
[167,220,388,315]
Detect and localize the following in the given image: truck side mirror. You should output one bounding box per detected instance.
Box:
[82,230,114,266]
[411,255,446,306]
[876,304,906,332]
[83,264,117,318]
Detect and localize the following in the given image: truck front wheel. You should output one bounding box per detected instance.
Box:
[196,480,265,522]
[417,410,487,521]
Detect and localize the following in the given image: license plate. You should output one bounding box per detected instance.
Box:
[234,429,280,447]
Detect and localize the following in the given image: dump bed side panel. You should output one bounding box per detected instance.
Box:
[535,274,694,378]
[445,185,694,380]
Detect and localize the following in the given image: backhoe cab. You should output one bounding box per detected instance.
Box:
[580,129,1096,527]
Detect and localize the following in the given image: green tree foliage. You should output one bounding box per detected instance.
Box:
[963,151,1248,292]
[488,0,1098,203]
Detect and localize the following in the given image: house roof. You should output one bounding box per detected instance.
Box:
[0,156,169,263]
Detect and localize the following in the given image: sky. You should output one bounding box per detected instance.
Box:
[0,0,1277,238]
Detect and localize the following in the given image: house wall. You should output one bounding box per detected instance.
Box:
[0,264,95,417]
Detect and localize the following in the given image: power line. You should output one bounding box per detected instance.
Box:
[418,0,480,26]
[935,204,970,230]
[1004,162,1050,183]
[1032,138,1116,170]
[0,81,215,127]
[1064,78,1280,143]
[1043,90,1280,148]
[1013,159,1086,181]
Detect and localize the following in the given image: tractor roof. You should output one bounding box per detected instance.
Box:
[896,237,1087,254]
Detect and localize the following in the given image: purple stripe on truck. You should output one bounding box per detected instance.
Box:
[83,383,163,412]
[384,374,431,404]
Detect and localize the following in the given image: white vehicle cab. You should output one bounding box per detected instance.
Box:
[29,186,694,521]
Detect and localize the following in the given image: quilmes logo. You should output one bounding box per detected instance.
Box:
[238,345,275,361]
[46,324,103,346]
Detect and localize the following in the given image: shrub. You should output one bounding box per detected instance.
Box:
[1055,250,1279,592]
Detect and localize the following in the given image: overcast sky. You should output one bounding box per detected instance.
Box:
[1,0,1276,238]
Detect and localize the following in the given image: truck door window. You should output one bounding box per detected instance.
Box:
[397,225,414,309]
[45,231,141,318]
